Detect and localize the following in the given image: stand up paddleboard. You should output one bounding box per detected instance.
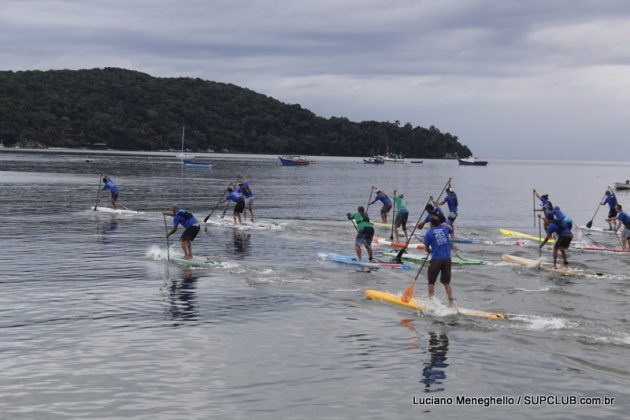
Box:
[318,252,413,270]
[577,225,620,235]
[94,207,141,215]
[170,257,220,267]
[383,251,487,265]
[364,290,507,320]
[501,254,607,278]
[500,229,554,244]
[372,236,426,250]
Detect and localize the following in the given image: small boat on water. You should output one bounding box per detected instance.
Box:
[615,180,630,191]
[279,155,314,166]
[410,160,423,164]
[378,154,405,163]
[183,158,212,168]
[363,156,385,164]
[458,157,488,166]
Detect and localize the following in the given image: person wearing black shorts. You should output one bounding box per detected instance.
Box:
[163,206,201,260]
[348,206,375,261]
[423,216,455,305]
[540,213,573,269]
[222,187,246,225]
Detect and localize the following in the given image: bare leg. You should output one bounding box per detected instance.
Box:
[403,227,408,243]
[111,197,117,210]
[249,208,255,223]
[552,246,559,269]
[366,244,374,261]
[381,210,386,224]
[444,283,454,303]
[180,239,190,259]
[354,243,362,260]
[560,249,568,266]
[428,283,435,299]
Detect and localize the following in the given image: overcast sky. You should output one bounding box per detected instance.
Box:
[1,0,630,159]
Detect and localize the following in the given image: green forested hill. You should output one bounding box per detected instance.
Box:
[0,68,472,158]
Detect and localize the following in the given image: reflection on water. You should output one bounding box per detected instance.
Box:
[421,331,449,393]
[97,217,118,245]
[163,269,199,324]
[231,230,251,258]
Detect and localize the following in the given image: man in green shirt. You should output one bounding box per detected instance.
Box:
[347,206,375,261]
[392,189,409,243]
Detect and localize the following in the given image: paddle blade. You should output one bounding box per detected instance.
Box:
[586,220,593,228]
[401,285,414,303]
[203,215,210,223]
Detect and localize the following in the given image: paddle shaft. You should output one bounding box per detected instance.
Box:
[532,189,536,228]
[204,191,229,222]
[163,213,170,260]
[94,174,103,210]
[538,215,542,260]
[366,186,375,213]
[389,194,396,240]
[586,191,608,228]
[396,177,451,260]
[221,201,231,218]
[401,254,430,302]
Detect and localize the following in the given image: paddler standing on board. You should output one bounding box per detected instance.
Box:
[163,206,201,260]
[415,202,446,231]
[237,177,255,222]
[539,213,573,269]
[392,190,409,243]
[221,186,246,225]
[369,190,393,224]
[347,206,375,262]
[601,187,619,230]
[433,186,458,234]
[423,216,455,305]
[102,176,119,210]
[533,190,553,228]
[614,204,630,250]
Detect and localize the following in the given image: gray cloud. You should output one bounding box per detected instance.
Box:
[2,0,630,159]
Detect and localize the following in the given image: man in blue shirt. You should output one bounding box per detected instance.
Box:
[423,216,455,305]
[222,187,246,225]
[237,178,255,222]
[369,190,393,223]
[102,176,119,209]
[615,204,630,250]
[416,203,446,230]
[601,187,618,230]
[539,214,573,269]
[163,206,201,260]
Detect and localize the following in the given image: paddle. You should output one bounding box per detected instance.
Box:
[585,190,608,228]
[366,186,376,213]
[204,188,230,223]
[394,178,451,262]
[93,173,103,210]
[163,212,170,261]
[389,191,396,240]
[221,202,231,219]
[537,214,543,264]
[532,189,536,227]
[401,254,430,303]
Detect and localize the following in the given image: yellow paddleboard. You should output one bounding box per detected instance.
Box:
[500,229,554,244]
[364,290,508,320]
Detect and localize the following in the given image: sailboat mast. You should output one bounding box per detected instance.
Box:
[181,126,185,154]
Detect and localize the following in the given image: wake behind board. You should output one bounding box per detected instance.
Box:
[170,257,220,267]
[364,290,507,320]
[318,252,412,270]
[573,246,630,254]
[94,206,141,215]
[383,251,487,265]
[500,229,554,244]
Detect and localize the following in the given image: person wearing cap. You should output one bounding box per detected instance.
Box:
[433,187,458,232]
[533,189,554,228]
[221,186,246,225]
[416,202,446,230]
[601,187,619,230]
[539,213,574,269]
[163,206,201,260]
[392,189,409,242]
[369,189,393,223]
[101,175,119,210]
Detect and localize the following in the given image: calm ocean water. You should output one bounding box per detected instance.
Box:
[0,150,629,419]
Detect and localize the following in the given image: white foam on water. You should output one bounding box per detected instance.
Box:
[514,287,551,292]
[145,245,180,261]
[511,314,572,331]
[424,298,459,317]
